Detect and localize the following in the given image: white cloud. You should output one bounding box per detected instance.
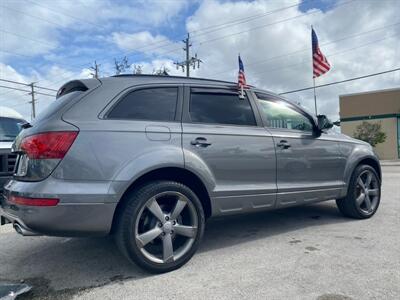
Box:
[0,0,188,60]
[112,31,180,58]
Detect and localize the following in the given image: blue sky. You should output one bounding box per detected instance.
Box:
[3,0,336,78]
[1,0,399,120]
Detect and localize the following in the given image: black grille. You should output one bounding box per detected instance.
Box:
[0,153,17,175]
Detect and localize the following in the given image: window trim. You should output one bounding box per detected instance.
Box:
[102,84,183,122]
[182,86,260,127]
[253,92,318,133]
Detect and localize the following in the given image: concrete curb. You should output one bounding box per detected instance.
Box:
[380,160,400,166]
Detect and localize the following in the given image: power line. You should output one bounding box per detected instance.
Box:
[0,4,68,28]
[1,0,348,92]
[195,0,355,47]
[73,0,350,74]
[190,0,309,37]
[0,79,57,92]
[0,85,31,93]
[12,0,321,85]
[247,32,400,78]
[279,67,400,95]
[211,21,400,76]
[0,85,55,97]
[35,0,350,87]
[0,29,55,47]
[25,0,110,31]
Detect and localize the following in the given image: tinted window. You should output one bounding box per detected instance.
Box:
[0,117,23,141]
[108,87,178,121]
[256,94,313,131]
[33,91,81,126]
[189,91,256,126]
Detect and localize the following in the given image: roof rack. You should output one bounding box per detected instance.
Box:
[111,74,236,85]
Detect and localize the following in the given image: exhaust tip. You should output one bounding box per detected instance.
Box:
[13,222,40,236]
[13,223,23,235]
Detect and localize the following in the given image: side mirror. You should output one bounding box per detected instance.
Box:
[317,115,334,131]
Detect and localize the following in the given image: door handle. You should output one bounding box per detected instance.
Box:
[191,137,212,147]
[277,140,291,149]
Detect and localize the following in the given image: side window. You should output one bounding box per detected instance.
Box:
[107,87,178,121]
[256,93,313,132]
[189,90,256,126]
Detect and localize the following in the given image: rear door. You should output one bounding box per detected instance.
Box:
[253,92,346,207]
[182,86,277,215]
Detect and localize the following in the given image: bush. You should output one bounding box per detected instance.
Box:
[353,121,386,147]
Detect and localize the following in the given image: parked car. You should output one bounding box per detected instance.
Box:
[0,107,25,194]
[0,75,381,273]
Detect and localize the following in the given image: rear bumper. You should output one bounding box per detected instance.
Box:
[0,176,118,237]
[0,175,11,194]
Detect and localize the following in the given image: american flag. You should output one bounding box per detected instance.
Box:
[238,55,247,89]
[312,28,331,78]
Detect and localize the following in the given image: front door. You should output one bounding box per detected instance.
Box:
[253,92,346,207]
[182,87,277,215]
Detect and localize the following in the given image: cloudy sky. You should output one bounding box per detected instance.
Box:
[0,0,399,121]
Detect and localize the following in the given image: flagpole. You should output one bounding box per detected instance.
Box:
[311,25,318,116]
[313,77,318,116]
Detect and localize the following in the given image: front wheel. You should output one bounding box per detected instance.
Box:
[336,164,381,219]
[115,181,205,273]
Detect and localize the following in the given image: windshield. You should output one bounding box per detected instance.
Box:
[0,117,23,142]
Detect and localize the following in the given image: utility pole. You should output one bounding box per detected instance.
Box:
[90,60,100,79]
[185,33,190,77]
[29,82,36,120]
[174,33,202,77]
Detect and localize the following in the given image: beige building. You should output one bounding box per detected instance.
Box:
[339,87,400,160]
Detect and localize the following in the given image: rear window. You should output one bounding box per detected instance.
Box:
[189,90,256,126]
[32,91,83,125]
[107,87,178,121]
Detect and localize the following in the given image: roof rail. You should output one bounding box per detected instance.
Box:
[111,74,237,85]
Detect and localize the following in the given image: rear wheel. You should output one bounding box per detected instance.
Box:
[115,181,205,273]
[336,164,381,219]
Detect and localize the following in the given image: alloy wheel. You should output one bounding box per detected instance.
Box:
[134,191,198,264]
[355,169,380,215]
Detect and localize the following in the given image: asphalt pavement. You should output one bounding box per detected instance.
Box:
[0,166,399,300]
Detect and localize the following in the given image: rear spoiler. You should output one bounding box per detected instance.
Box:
[56,78,102,99]
[56,80,89,99]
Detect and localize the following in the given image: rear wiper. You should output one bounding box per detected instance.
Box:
[20,122,32,129]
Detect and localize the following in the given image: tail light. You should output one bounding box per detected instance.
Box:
[16,131,78,181]
[21,131,78,159]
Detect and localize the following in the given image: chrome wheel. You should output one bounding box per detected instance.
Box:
[355,169,380,215]
[135,191,198,264]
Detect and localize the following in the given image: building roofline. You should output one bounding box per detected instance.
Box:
[339,87,400,98]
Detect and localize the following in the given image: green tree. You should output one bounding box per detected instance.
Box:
[353,121,386,147]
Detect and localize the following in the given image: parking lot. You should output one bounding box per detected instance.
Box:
[0,165,399,300]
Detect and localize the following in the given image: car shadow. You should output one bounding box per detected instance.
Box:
[1,200,352,299]
[200,200,352,253]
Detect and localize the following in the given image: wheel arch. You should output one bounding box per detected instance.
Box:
[351,157,382,182]
[345,156,382,192]
[110,167,212,234]
[356,157,381,182]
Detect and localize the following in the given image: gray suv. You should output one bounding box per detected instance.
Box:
[0,75,381,273]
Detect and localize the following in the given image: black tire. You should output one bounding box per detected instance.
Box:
[114,180,205,273]
[336,164,381,219]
